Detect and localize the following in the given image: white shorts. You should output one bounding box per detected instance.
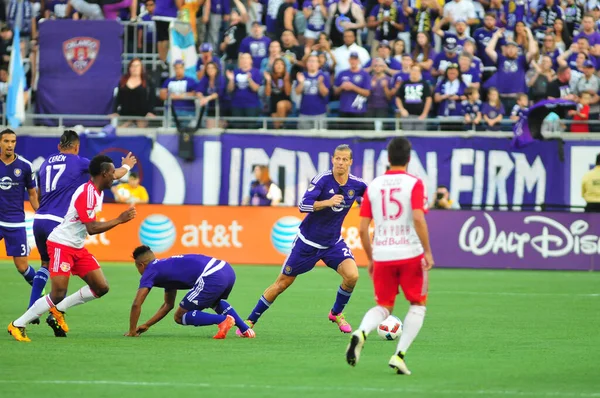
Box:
[304,29,324,40]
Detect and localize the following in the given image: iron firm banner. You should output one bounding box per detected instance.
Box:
[3,206,598,270]
[35,20,123,126]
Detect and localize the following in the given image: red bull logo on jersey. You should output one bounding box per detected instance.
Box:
[63,37,100,76]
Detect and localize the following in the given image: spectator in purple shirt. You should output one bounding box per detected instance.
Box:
[364,40,401,76]
[226,53,263,126]
[296,54,331,129]
[207,0,231,52]
[239,22,272,71]
[433,37,460,78]
[303,0,328,47]
[367,0,407,52]
[367,58,394,126]
[197,62,230,128]
[196,43,222,81]
[533,0,564,31]
[482,87,505,131]
[160,60,197,119]
[333,52,372,129]
[434,63,467,130]
[574,14,600,56]
[473,12,506,69]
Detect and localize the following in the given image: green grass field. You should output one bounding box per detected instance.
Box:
[1,261,599,398]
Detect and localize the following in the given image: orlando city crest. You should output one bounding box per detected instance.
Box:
[63,37,100,75]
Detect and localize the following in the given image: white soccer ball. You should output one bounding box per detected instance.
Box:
[377,315,403,341]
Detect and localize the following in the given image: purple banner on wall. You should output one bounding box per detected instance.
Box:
[430,210,600,271]
[219,134,566,208]
[36,20,123,126]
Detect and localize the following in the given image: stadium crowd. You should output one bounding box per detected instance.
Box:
[1,0,600,131]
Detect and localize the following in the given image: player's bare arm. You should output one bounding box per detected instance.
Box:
[84,206,136,235]
[359,216,374,277]
[27,187,39,211]
[413,209,434,270]
[126,287,151,336]
[135,289,177,335]
[113,152,137,180]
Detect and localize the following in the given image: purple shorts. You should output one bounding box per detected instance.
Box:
[0,226,28,257]
[180,263,236,311]
[33,218,61,263]
[282,238,355,277]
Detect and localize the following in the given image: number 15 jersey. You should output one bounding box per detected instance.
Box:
[37,153,90,222]
[359,170,428,262]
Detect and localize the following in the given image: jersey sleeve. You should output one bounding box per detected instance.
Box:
[359,188,372,218]
[74,186,98,223]
[411,179,428,213]
[138,267,157,289]
[298,175,325,213]
[80,157,91,174]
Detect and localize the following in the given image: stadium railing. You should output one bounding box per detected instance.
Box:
[120,21,159,73]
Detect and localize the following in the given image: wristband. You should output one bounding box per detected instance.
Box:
[122,164,131,171]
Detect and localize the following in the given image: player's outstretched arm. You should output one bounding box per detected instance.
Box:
[126,287,151,337]
[413,209,434,271]
[113,152,137,180]
[135,289,177,336]
[84,206,136,235]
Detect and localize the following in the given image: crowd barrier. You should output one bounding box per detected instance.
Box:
[2,205,598,271]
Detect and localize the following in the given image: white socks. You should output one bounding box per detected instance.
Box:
[397,305,426,355]
[56,286,98,312]
[14,295,55,327]
[358,306,390,335]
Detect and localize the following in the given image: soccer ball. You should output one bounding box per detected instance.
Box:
[377,315,403,340]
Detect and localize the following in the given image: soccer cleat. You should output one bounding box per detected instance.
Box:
[389,354,412,375]
[31,318,40,325]
[240,328,256,338]
[346,330,366,367]
[46,314,67,338]
[49,307,69,333]
[213,315,236,339]
[329,311,352,333]
[7,322,31,342]
[235,320,255,337]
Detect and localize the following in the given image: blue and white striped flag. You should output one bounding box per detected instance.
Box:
[169,23,198,81]
[7,26,26,128]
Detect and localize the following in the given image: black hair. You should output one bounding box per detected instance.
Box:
[129,171,139,179]
[387,137,411,166]
[596,153,600,166]
[437,185,448,190]
[333,144,353,160]
[0,129,16,140]
[59,130,80,150]
[132,245,152,260]
[89,155,114,177]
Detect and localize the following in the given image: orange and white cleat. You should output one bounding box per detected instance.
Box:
[49,307,69,333]
[240,328,256,338]
[213,315,236,339]
[7,322,31,342]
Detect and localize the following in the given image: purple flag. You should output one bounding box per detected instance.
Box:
[36,20,123,126]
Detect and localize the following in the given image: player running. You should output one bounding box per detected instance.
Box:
[127,246,255,339]
[0,129,39,287]
[242,144,367,334]
[29,130,135,331]
[8,155,137,342]
[345,137,434,375]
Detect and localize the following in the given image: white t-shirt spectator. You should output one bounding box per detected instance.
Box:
[443,0,476,35]
[332,43,370,75]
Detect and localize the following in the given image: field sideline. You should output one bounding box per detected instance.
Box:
[0,261,599,398]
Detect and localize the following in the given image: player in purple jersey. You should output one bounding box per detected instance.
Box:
[28,130,136,333]
[0,129,39,288]
[127,246,255,339]
[242,145,367,335]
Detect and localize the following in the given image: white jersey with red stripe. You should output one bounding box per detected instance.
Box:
[360,170,428,262]
[48,181,104,249]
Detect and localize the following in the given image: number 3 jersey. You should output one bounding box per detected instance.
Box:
[360,170,428,262]
[36,153,91,222]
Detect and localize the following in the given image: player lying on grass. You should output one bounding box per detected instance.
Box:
[127,246,255,339]
[241,145,367,335]
[346,137,434,375]
[8,155,137,342]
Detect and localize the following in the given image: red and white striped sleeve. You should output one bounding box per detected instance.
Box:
[411,179,428,213]
[359,187,373,218]
[74,183,98,223]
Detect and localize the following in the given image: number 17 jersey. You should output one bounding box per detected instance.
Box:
[37,153,90,221]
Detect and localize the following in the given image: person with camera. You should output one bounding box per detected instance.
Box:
[432,185,459,210]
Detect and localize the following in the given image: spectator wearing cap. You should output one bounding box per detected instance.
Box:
[396,64,432,131]
[486,26,538,112]
[196,43,223,81]
[432,37,460,78]
[533,0,565,31]
[364,41,401,76]
[459,52,480,90]
[473,13,506,71]
[434,63,467,128]
[220,0,249,70]
[547,65,577,101]
[443,0,478,36]
[433,17,470,51]
[303,0,328,47]
[334,52,371,129]
[160,60,197,120]
[207,0,231,51]
[574,59,600,131]
[327,0,366,48]
[226,53,263,126]
[332,30,370,76]
[367,0,407,57]
[296,54,331,129]
[367,58,394,125]
[239,22,272,72]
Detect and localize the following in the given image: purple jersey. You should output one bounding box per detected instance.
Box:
[482,102,506,131]
[461,99,483,118]
[335,69,371,114]
[299,71,330,116]
[369,4,407,41]
[504,0,527,31]
[238,36,271,69]
[153,0,177,18]
[435,79,467,116]
[461,66,481,86]
[473,27,506,67]
[495,54,527,94]
[37,153,90,219]
[210,0,231,15]
[139,254,227,290]
[433,52,459,74]
[511,104,528,119]
[298,171,367,248]
[535,5,564,29]
[161,77,197,110]
[303,0,327,32]
[231,68,262,108]
[0,155,36,225]
[575,31,600,47]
